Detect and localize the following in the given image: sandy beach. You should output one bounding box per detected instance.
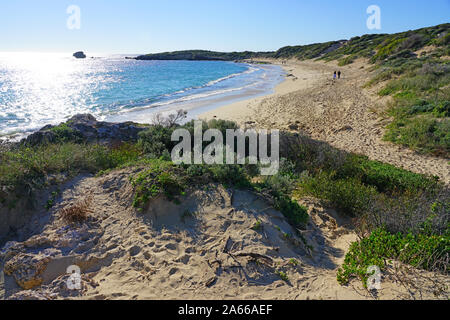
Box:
[200,59,450,183]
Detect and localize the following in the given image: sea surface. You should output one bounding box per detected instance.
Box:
[0,52,284,139]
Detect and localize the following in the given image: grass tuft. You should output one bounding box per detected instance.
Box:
[59,196,93,224]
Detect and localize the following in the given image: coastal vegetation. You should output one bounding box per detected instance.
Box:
[337,227,449,288]
[281,132,448,287]
[1,114,447,290]
[0,142,140,194]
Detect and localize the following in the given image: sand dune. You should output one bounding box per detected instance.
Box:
[1,169,447,300]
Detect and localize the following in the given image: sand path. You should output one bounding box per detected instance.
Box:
[201,59,449,183]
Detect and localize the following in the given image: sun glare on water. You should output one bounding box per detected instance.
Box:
[0,52,106,136]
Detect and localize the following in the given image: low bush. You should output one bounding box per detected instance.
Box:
[49,123,83,143]
[131,159,255,210]
[137,119,240,159]
[384,117,450,156]
[137,125,174,158]
[298,171,378,216]
[131,160,185,209]
[361,192,449,236]
[0,142,140,191]
[273,194,308,228]
[338,154,439,193]
[338,55,356,66]
[337,228,449,287]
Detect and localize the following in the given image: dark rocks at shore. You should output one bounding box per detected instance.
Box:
[73,51,87,59]
[23,114,149,146]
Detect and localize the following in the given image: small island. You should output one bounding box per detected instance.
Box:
[73,51,87,59]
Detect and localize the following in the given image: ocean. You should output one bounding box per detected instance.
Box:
[0,52,284,139]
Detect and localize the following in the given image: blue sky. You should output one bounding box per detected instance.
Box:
[0,0,449,54]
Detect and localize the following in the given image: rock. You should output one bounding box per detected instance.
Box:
[23,130,59,146]
[7,290,53,300]
[4,252,54,289]
[22,114,148,146]
[73,51,87,59]
[0,241,25,260]
[8,273,94,300]
[288,123,299,130]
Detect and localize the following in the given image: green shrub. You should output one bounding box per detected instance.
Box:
[50,123,83,143]
[337,228,449,286]
[371,38,406,63]
[137,119,240,159]
[298,171,378,216]
[254,165,308,228]
[338,155,438,193]
[406,101,450,118]
[184,162,253,188]
[130,159,255,210]
[262,173,296,196]
[273,194,308,228]
[204,119,239,136]
[252,220,263,231]
[338,55,356,66]
[131,160,185,209]
[137,125,175,158]
[276,270,289,282]
[375,58,450,157]
[384,117,450,156]
[0,143,140,191]
[433,32,450,46]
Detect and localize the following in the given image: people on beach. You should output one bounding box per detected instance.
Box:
[338,71,341,79]
[333,71,337,80]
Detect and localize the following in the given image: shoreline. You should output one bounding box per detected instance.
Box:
[105,62,285,125]
[0,61,285,142]
[199,59,328,125]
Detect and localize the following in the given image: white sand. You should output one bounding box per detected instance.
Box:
[2,169,448,300]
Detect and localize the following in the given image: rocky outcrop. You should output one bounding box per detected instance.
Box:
[3,251,54,290]
[73,51,86,59]
[23,114,148,146]
[1,216,106,295]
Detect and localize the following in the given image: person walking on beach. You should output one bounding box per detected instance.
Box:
[338,71,341,79]
[333,71,337,80]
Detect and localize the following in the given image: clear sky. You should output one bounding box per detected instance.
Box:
[0,0,449,54]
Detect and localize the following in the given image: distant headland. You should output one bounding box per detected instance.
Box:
[135,23,449,62]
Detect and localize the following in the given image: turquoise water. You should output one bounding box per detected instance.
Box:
[0,52,283,137]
